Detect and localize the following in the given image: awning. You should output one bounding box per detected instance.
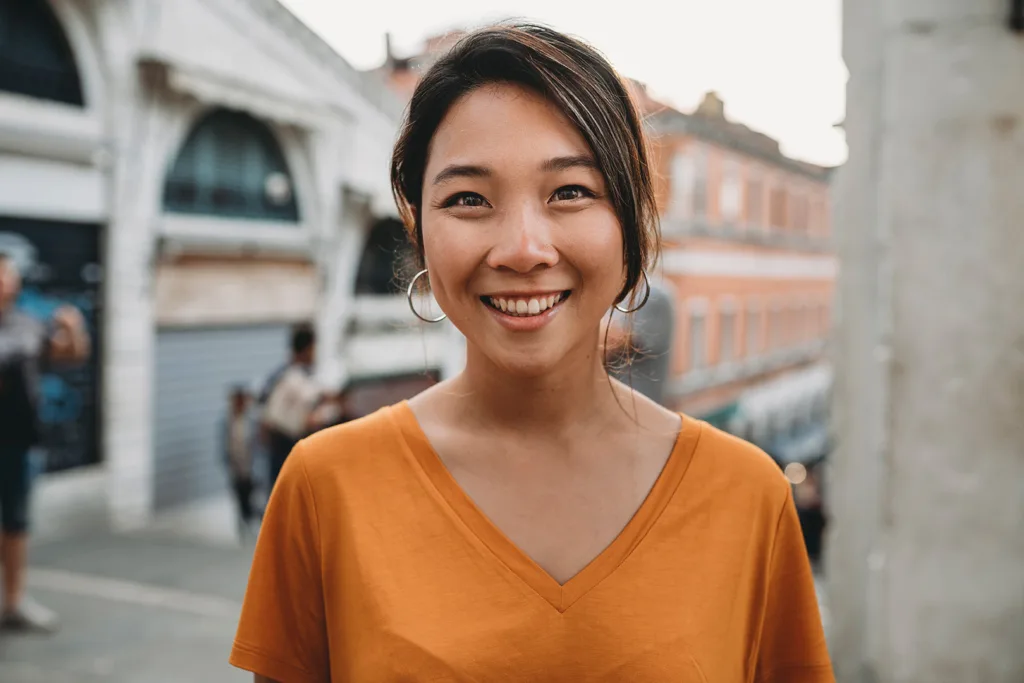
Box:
[698,402,740,430]
[729,363,833,437]
[767,423,831,465]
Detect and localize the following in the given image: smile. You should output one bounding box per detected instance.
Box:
[482,291,571,318]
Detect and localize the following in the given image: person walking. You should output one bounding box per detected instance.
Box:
[0,253,90,632]
[231,24,833,683]
[222,386,259,540]
[259,325,324,491]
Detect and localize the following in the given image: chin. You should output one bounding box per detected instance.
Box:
[480,343,575,379]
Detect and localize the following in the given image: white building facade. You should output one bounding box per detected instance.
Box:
[0,0,429,538]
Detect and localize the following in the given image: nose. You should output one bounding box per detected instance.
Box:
[484,202,559,274]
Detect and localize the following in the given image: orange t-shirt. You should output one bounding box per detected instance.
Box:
[231,402,833,683]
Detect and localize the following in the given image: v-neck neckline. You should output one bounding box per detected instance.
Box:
[390,401,703,613]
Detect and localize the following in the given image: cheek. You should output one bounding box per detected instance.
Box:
[420,219,477,297]
[564,212,626,289]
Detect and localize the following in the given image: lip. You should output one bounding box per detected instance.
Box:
[481,289,567,298]
[481,290,571,332]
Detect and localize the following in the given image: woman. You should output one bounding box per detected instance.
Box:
[231,24,833,683]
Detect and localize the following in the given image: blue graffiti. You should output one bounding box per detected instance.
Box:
[17,288,62,320]
[38,374,82,425]
[14,288,91,427]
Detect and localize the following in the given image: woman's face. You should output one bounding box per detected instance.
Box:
[420,83,625,376]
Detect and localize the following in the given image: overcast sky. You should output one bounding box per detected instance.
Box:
[279,0,848,167]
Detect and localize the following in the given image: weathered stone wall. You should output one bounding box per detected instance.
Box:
[829,1,1024,680]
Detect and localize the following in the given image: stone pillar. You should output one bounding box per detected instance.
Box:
[828,2,1024,681]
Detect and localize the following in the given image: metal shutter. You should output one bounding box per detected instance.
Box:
[153,325,290,510]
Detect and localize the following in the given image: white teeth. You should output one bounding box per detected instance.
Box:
[488,293,567,317]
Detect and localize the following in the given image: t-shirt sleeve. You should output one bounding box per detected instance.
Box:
[230,440,329,683]
[754,487,835,683]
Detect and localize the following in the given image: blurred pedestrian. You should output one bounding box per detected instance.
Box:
[259,325,327,491]
[0,253,90,633]
[230,25,832,682]
[222,386,258,540]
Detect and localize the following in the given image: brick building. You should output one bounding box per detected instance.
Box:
[640,86,835,457]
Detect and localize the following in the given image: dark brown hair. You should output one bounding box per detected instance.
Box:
[390,23,660,306]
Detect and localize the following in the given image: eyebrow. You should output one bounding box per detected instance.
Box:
[431,164,491,186]
[430,155,600,187]
[541,155,600,173]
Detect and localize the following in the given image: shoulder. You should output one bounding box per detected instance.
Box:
[292,404,407,476]
[687,417,791,510]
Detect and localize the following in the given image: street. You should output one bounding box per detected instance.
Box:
[0,533,254,683]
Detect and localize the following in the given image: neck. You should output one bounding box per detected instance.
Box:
[451,333,628,433]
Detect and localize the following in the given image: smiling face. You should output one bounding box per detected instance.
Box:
[421,84,625,377]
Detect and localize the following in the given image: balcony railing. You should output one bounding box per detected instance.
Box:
[668,339,828,397]
[661,217,832,253]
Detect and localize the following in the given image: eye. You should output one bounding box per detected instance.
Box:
[442,192,490,209]
[551,185,596,203]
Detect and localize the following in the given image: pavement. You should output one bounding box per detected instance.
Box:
[0,530,257,683]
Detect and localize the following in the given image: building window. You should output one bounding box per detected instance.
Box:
[769,306,784,350]
[770,186,788,230]
[808,198,821,235]
[800,304,814,342]
[720,159,742,225]
[689,312,707,371]
[792,192,809,232]
[719,309,737,363]
[746,175,763,229]
[746,306,761,357]
[163,109,300,222]
[692,146,708,219]
[668,151,695,220]
[0,0,84,106]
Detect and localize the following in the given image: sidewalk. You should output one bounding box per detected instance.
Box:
[0,531,256,683]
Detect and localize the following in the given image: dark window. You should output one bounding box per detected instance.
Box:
[0,0,84,105]
[163,109,300,222]
[770,186,788,229]
[746,178,762,228]
[354,218,411,295]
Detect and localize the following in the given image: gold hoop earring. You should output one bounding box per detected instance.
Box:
[614,270,651,314]
[406,269,447,323]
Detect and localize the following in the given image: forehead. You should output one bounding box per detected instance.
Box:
[426,83,592,171]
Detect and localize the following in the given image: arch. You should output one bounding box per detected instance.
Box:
[162,109,300,222]
[354,218,410,295]
[0,0,84,106]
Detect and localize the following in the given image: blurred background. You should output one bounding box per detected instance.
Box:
[0,0,1020,681]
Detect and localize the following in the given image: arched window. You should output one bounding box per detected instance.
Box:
[0,0,84,105]
[163,109,300,222]
[354,218,410,295]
